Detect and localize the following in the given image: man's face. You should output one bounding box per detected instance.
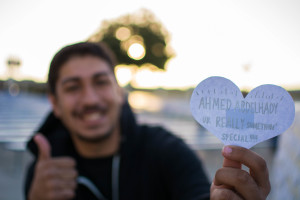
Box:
[49,55,124,142]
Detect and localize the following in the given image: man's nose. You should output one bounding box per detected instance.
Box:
[81,86,99,105]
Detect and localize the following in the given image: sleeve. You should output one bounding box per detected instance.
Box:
[159,132,211,200]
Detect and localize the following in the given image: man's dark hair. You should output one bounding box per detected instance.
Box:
[48,42,117,94]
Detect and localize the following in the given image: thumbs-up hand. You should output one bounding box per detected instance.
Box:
[28,134,78,200]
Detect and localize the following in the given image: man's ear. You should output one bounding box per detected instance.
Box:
[48,94,61,118]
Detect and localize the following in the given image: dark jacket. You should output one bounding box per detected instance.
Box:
[25,102,210,200]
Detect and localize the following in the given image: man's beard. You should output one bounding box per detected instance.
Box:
[73,125,115,143]
[71,105,118,143]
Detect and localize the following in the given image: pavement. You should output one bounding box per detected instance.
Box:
[0,143,33,200]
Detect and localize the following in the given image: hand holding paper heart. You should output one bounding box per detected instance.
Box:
[190,76,295,149]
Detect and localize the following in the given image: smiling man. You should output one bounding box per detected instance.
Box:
[24,42,270,200]
[49,54,123,158]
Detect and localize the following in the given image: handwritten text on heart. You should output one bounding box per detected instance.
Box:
[190,76,295,149]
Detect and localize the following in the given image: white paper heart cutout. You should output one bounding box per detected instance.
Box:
[190,76,295,149]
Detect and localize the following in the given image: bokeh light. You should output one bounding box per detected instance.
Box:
[128,91,163,112]
[127,43,146,60]
[115,27,131,41]
[115,65,133,86]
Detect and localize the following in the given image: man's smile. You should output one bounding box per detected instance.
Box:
[73,107,109,127]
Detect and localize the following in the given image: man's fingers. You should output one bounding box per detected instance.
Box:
[44,187,76,200]
[214,167,262,199]
[41,166,77,179]
[46,179,77,191]
[223,158,241,169]
[222,146,242,168]
[222,145,271,197]
[52,157,76,168]
[34,134,51,161]
[211,187,243,200]
[59,167,78,179]
[56,189,76,200]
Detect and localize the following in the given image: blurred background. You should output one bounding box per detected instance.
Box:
[1,0,300,199]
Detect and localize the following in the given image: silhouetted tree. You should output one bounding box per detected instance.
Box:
[88,9,174,70]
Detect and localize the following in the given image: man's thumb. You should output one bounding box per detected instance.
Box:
[34,134,51,161]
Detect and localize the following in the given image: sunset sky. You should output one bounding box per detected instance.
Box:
[1,0,300,91]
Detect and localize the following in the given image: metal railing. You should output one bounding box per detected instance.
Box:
[0,92,51,151]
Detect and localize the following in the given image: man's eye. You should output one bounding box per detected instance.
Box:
[65,85,80,92]
[95,80,109,86]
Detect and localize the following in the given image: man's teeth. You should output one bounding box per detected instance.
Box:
[83,113,101,121]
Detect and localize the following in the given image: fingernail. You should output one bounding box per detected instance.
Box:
[223,146,232,155]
